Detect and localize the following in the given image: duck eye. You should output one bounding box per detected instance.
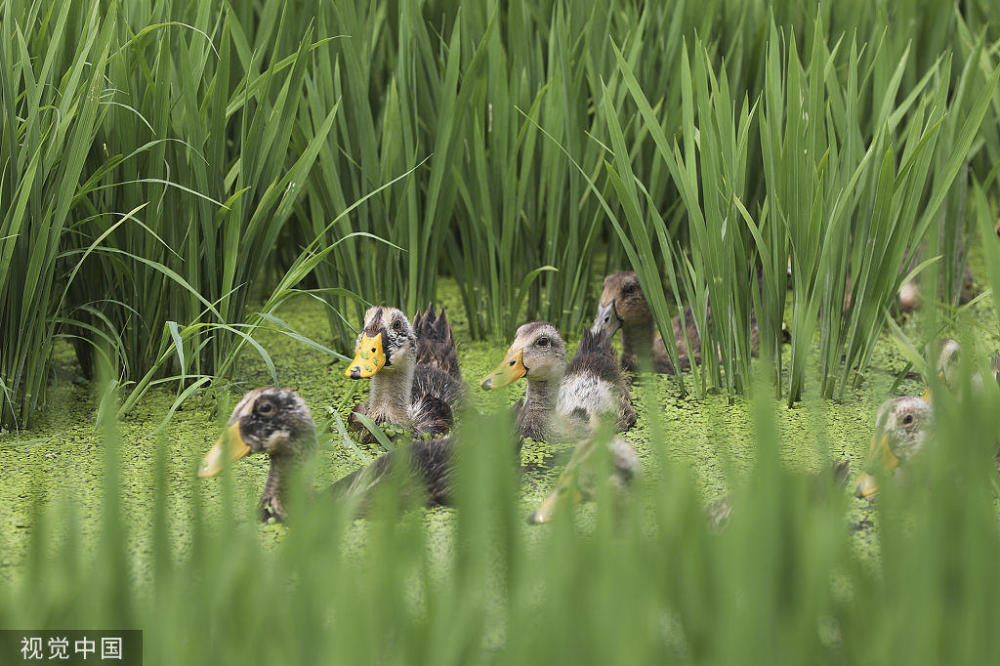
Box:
[537,337,549,347]
[393,320,402,331]
[623,283,638,295]
[256,400,275,417]
[902,413,914,426]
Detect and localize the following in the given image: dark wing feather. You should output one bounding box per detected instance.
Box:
[412,365,465,416]
[413,304,462,382]
[670,306,703,365]
[329,437,456,513]
[567,328,621,384]
[411,394,453,438]
[410,438,456,505]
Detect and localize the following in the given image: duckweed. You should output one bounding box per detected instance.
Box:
[0,277,948,580]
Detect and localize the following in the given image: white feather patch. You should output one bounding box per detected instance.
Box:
[556,373,616,427]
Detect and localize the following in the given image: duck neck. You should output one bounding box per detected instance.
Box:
[367,359,414,424]
[519,375,562,438]
[622,319,655,369]
[262,430,315,517]
[264,452,294,506]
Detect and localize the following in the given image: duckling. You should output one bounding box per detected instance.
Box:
[898,251,977,313]
[853,396,934,498]
[592,271,760,374]
[481,324,638,523]
[898,279,921,314]
[480,321,567,440]
[902,267,978,313]
[197,388,485,519]
[922,338,961,402]
[480,324,636,439]
[526,433,639,524]
[920,338,1000,477]
[345,305,464,442]
[198,387,317,523]
[921,338,1000,402]
[529,328,640,523]
[591,271,695,373]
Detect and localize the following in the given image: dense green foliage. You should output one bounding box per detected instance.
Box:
[3,0,1000,427]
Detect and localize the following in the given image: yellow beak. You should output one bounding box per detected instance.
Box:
[854,471,879,499]
[480,349,527,390]
[921,370,945,403]
[853,433,899,498]
[198,423,252,478]
[345,333,387,379]
[528,480,583,525]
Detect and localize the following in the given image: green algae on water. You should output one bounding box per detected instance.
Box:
[0,277,958,580]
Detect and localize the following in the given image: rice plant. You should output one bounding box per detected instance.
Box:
[74,3,347,394]
[6,0,1000,428]
[603,18,997,402]
[1,1,378,428]
[1,2,116,428]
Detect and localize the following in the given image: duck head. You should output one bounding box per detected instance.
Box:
[198,388,316,478]
[591,271,650,338]
[922,338,961,401]
[854,396,933,498]
[345,306,416,379]
[923,338,1000,403]
[480,322,567,390]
